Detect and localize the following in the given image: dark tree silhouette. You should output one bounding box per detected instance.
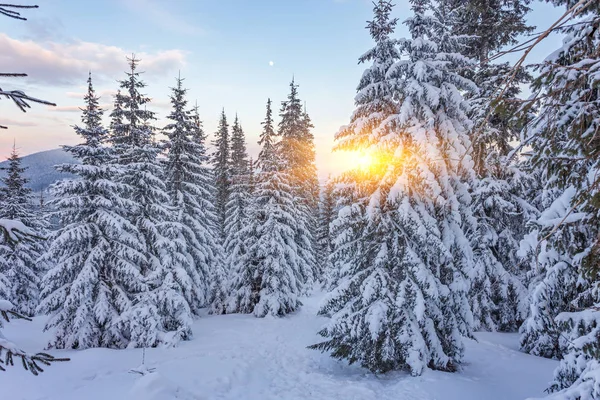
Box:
[0,4,56,129]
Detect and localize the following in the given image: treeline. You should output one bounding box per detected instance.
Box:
[0,57,321,350]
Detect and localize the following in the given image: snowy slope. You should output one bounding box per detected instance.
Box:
[2,292,556,400]
[0,148,76,192]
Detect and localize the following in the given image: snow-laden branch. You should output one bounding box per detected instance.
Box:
[0,3,38,20]
[0,218,44,243]
[0,88,57,129]
[0,301,69,375]
[0,220,67,374]
[0,4,57,129]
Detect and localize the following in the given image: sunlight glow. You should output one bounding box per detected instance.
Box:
[356,152,374,171]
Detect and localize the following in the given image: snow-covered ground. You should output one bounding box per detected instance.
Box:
[3,292,557,400]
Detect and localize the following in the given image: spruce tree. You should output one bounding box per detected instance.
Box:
[440,0,535,332]
[278,80,318,286]
[211,110,231,241]
[224,115,251,297]
[316,176,336,285]
[517,2,600,397]
[311,0,478,375]
[110,56,192,347]
[227,98,303,316]
[323,175,370,295]
[162,75,224,316]
[191,104,228,315]
[0,144,46,316]
[226,100,272,314]
[39,73,146,349]
[446,0,534,173]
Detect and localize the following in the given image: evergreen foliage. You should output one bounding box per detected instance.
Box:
[162,75,224,315]
[278,80,318,286]
[443,0,536,332]
[316,177,336,284]
[311,0,479,375]
[227,98,303,316]
[39,72,145,349]
[224,115,252,303]
[109,56,193,347]
[0,144,46,316]
[517,2,600,397]
[211,110,231,241]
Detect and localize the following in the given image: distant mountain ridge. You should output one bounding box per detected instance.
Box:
[0,148,77,192]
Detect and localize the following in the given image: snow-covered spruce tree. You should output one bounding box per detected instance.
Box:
[317,0,399,295]
[110,56,192,347]
[322,173,371,296]
[0,144,47,316]
[516,2,600,398]
[316,176,336,284]
[278,80,318,286]
[38,73,146,349]
[445,0,533,173]
[311,0,479,375]
[0,223,68,373]
[225,101,277,315]
[190,104,228,315]
[227,98,303,317]
[469,167,538,332]
[223,115,251,296]
[211,110,231,241]
[441,0,535,332]
[162,75,225,315]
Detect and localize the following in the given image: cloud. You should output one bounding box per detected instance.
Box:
[121,0,203,36]
[22,17,67,42]
[48,104,113,113]
[0,34,187,86]
[65,89,118,100]
[0,118,38,127]
[150,98,172,110]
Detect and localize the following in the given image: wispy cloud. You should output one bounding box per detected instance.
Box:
[65,89,118,100]
[0,118,38,127]
[21,16,67,42]
[48,104,113,113]
[121,0,203,36]
[0,34,187,86]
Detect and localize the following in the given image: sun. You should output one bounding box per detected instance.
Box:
[356,152,374,171]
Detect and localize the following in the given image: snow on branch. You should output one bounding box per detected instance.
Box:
[0,218,44,244]
[0,88,57,119]
[0,304,69,375]
[0,4,57,129]
[0,3,38,20]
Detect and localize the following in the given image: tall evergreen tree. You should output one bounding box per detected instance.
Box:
[311,0,478,375]
[278,80,318,286]
[211,110,231,241]
[162,75,224,316]
[39,73,145,349]
[0,144,46,316]
[440,0,535,332]
[446,0,534,173]
[190,103,229,314]
[316,176,336,284]
[517,2,600,397]
[110,56,192,347]
[224,115,251,292]
[226,98,303,316]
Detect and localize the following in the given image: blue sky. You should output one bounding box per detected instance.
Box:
[0,0,564,178]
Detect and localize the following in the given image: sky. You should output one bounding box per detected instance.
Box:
[0,0,565,179]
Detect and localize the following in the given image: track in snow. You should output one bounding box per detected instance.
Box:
[3,292,556,400]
